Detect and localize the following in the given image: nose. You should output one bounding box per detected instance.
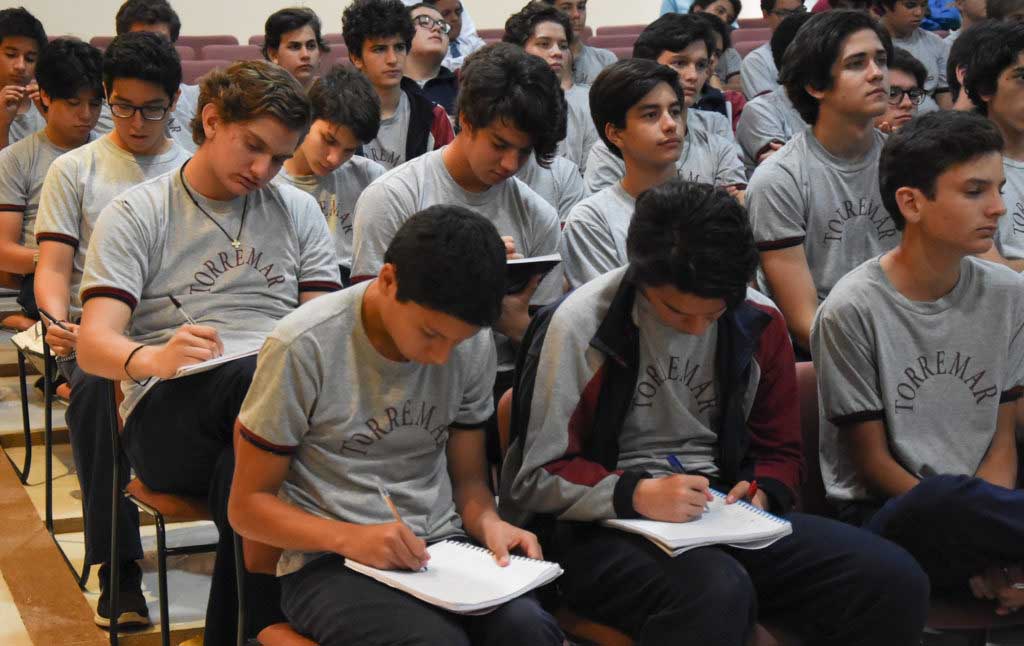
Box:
[12,56,25,72]
[683,318,714,336]
[250,154,274,184]
[659,111,677,133]
[990,192,1008,220]
[500,149,521,175]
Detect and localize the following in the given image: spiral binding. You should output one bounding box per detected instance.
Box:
[709,489,789,524]
[439,540,554,565]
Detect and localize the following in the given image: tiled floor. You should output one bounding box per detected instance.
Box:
[0,571,33,646]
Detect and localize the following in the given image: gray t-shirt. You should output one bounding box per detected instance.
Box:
[892,29,948,114]
[364,91,411,170]
[7,103,45,147]
[93,83,200,153]
[994,157,1024,260]
[811,256,1024,503]
[561,83,599,172]
[573,44,619,86]
[735,87,807,174]
[0,130,80,249]
[34,136,190,317]
[275,156,386,268]
[717,47,743,81]
[583,111,745,193]
[350,149,561,371]
[80,169,340,419]
[515,154,587,222]
[237,280,496,576]
[619,292,720,478]
[740,42,779,99]
[560,181,635,289]
[747,129,898,302]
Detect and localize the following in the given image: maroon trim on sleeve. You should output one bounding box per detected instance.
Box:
[349,274,376,284]
[36,232,80,248]
[298,280,342,293]
[1001,386,1024,404]
[237,420,298,457]
[831,410,886,425]
[0,203,26,212]
[431,105,455,150]
[756,236,805,252]
[81,286,137,310]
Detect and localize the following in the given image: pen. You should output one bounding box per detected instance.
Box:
[168,295,198,325]
[747,480,759,502]
[666,454,685,473]
[37,307,70,332]
[375,478,428,571]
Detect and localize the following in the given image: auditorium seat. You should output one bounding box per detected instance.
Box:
[595,24,646,36]
[321,46,352,68]
[201,44,262,61]
[611,46,633,60]
[738,17,772,28]
[176,34,238,49]
[182,59,227,85]
[477,28,505,40]
[89,35,114,49]
[736,39,767,58]
[732,27,773,43]
[175,45,196,60]
[588,34,639,49]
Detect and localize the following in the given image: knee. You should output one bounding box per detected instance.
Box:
[664,555,756,620]
[904,474,975,518]
[851,539,930,631]
[487,597,563,646]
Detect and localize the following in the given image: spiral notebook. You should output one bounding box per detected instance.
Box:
[344,540,563,614]
[602,489,792,557]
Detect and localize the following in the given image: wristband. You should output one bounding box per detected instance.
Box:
[124,344,151,387]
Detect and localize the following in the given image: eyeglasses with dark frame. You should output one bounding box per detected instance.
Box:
[108,102,172,121]
[888,86,925,105]
[413,15,452,34]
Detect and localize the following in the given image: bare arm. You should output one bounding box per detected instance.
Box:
[0,211,34,274]
[34,241,78,354]
[759,245,818,352]
[845,418,920,499]
[975,401,1019,489]
[977,246,1024,273]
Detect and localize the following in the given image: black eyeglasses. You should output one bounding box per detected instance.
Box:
[109,102,171,121]
[888,86,925,105]
[413,15,451,34]
[771,5,807,17]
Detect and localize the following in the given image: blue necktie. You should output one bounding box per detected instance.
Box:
[449,41,461,58]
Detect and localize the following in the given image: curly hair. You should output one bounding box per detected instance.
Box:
[342,0,415,59]
[262,7,330,61]
[502,2,575,48]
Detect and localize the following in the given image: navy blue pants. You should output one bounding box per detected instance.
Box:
[122,356,285,644]
[866,474,1024,591]
[61,360,144,566]
[553,512,929,646]
[280,553,564,646]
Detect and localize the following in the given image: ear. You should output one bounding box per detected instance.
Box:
[805,82,827,102]
[349,51,364,71]
[458,112,472,137]
[605,121,625,155]
[956,64,967,86]
[38,88,51,113]
[894,186,924,227]
[200,101,221,141]
[268,47,279,65]
[378,262,398,295]
[168,87,181,113]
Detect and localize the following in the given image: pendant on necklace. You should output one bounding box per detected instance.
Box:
[231,239,241,250]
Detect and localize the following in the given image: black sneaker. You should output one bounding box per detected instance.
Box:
[95,561,151,628]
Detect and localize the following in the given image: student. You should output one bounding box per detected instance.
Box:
[0,39,102,320]
[946,0,987,44]
[540,0,618,85]
[560,59,684,288]
[405,2,459,117]
[963,20,1024,271]
[276,65,386,286]
[350,43,565,464]
[739,0,805,99]
[689,0,743,93]
[262,7,331,90]
[0,7,46,150]
[75,60,340,645]
[875,0,951,111]
[501,178,930,646]
[690,13,731,117]
[946,20,998,111]
[421,0,486,71]
[583,14,745,196]
[503,1,600,173]
[229,206,565,646]
[93,0,199,152]
[812,110,1024,615]
[747,10,899,355]
[874,48,927,133]
[343,0,454,170]
[988,0,1024,21]
[33,31,191,629]
[735,13,810,173]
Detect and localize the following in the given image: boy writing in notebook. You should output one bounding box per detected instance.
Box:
[75,60,339,644]
[276,65,386,286]
[229,207,564,646]
[501,177,928,645]
[33,32,190,629]
[813,109,1024,615]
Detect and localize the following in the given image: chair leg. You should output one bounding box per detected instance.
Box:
[155,513,171,646]
[13,351,32,483]
[234,532,246,646]
[43,351,53,532]
[109,382,121,646]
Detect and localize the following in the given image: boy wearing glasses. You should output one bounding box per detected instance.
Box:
[405,3,459,117]
[343,0,454,170]
[874,48,927,132]
[33,32,190,629]
[739,0,805,98]
[875,0,952,110]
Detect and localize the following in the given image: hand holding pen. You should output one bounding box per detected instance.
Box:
[38,307,79,357]
[375,478,430,572]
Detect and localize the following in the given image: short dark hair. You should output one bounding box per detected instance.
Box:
[36,38,104,102]
[889,47,927,89]
[262,7,330,61]
[879,111,1004,230]
[873,0,898,12]
[987,0,1024,20]
[385,205,506,327]
[627,179,758,307]
[192,60,310,146]
[308,65,381,143]
[633,13,715,62]
[457,43,566,167]
[0,7,46,51]
[502,2,575,48]
[780,11,893,125]
[103,31,182,100]
[770,12,813,70]
[114,0,181,42]
[342,0,415,59]
[690,0,744,19]
[761,0,779,14]
[589,58,683,159]
[964,20,1024,114]
[693,13,731,50]
[947,20,1000,102]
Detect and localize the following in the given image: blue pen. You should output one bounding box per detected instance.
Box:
[666,454,686,473]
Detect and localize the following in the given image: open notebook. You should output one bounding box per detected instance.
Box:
[345,540,563,615]
[172,347,261,379]
[602,489,792,557]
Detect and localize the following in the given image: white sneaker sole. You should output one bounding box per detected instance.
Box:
[94,610,151,628]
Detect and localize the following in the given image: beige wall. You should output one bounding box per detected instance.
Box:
[31,1,760,44]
